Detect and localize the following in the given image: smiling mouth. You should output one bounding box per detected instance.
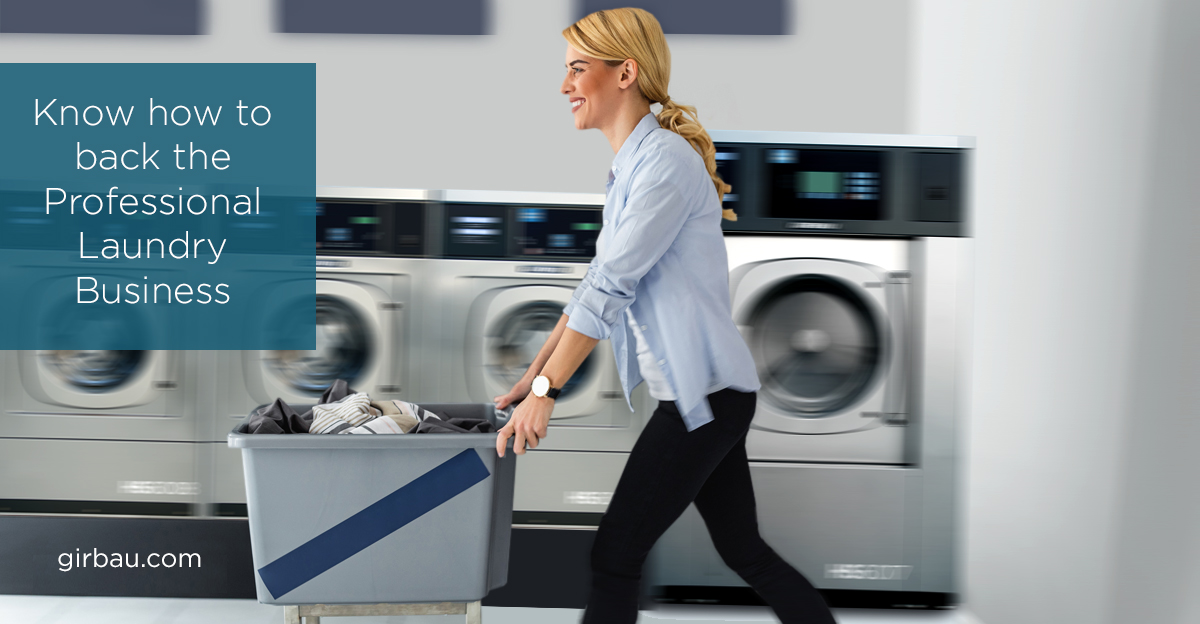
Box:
[572,99,584,111]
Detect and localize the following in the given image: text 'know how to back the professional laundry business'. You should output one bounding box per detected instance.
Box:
[32,98,283,306]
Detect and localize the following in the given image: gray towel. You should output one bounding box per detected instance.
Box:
[245,379,358,434]
[246,398,308,434]
[414,417,497,434]
[411,403,505,434]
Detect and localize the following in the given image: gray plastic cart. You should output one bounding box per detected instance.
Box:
[228,403,515,624]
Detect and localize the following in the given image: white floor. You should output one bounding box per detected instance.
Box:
[0,595,981,623]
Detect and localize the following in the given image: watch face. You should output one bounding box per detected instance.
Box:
[532,376,549,397]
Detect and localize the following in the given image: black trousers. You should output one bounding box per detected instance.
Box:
[580,388,838,623]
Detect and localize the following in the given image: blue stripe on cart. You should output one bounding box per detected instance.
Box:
[257,448,491,599]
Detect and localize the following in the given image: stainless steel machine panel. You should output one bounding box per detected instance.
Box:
[0,438,198,506]
[649,465,913,591]
[511,451,633,518]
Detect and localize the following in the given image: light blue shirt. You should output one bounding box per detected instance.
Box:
[562,113,761,431]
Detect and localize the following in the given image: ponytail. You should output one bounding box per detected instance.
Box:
[657,98,737,221]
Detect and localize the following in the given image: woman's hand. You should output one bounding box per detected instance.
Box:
[496,395,553,458]
[494,377,533,410]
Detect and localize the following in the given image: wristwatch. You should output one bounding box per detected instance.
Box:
[530,375,561,400]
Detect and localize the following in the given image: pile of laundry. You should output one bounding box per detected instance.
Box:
[244,379,512,435]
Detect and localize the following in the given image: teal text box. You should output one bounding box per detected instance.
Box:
[0,63,316,350]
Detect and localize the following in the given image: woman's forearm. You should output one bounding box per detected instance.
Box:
[540,326,600,391]
[523,314,571,381]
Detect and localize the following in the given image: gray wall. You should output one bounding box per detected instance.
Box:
[0,0,912,194]
[913,1,1200,623]
[1104,1,1200,621]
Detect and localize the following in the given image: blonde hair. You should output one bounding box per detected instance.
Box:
[563,7,737,221]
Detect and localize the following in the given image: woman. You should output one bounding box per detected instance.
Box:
[494,8,838,624]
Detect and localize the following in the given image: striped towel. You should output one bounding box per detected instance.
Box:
[309,392,377,434]
[335,402,434,435]
[311,397,448,435]
[342,416,406,435]
[393,400,443,427]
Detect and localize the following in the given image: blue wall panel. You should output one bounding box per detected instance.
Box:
[279,0,486,35]
[578,0,787,35]
[0,0,201,35]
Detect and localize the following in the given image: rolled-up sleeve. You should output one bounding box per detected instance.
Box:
[565,160,691,340]
[562,254,598,318]
[562,296,579,318]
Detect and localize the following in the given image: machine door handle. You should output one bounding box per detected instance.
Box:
[882,272,910,426]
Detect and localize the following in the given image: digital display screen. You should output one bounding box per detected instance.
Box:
[316,202,384,251]
[766,149,884,220]
[715,147,742,207]
[513,206,601,259]
[445,203,507,258]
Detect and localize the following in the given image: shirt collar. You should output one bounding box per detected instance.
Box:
[610,113,660,177]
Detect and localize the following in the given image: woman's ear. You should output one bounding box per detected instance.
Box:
[619,59,639,89]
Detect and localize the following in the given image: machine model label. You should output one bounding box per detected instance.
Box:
[563,491,612,505]
[117,481,200,496]
[316,259,351,268]
[516,265,574,275]
[824,564,913,580]
[786,221,844,230]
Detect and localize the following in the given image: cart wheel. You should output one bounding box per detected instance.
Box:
[467,600,482,624]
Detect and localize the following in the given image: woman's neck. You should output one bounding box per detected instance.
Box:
[602,101,654,154]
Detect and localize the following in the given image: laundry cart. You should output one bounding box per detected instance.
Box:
[228,403,516,624]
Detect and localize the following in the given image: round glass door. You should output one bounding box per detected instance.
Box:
[749,275,883,416]
[40,298,149,392]
[268,295,371,393]
[42,350,144,392]
[488,302,592,399]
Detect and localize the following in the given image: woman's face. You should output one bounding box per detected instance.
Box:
[561,45,623,131]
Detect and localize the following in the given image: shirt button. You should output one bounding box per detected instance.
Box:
[640,325,648,331]
[603,219,609,225]
[657,359,666,366]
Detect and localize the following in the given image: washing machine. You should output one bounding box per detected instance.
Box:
[428,190,653,524]
[732,245,912,465]
[204,188,435,516]
[649,132,973,608]
[0,193,199,515]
